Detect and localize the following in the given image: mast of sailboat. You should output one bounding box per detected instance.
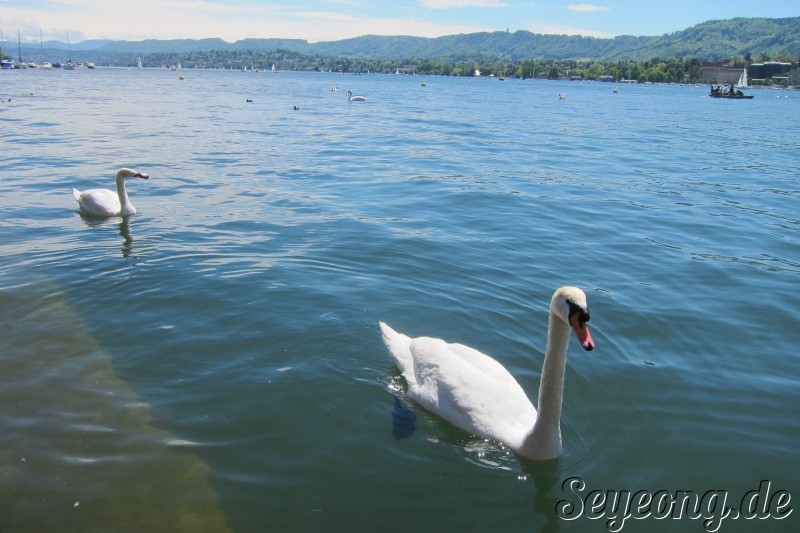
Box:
[18,29,23,63]
[66,31,73,63]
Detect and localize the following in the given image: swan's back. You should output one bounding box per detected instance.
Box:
[380,322,536,448]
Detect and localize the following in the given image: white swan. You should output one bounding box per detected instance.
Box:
[73,168,149,217]
[347,90,366,102]
[380,286,595,461]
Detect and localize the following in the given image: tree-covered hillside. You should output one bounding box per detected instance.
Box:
[16,16,800,63]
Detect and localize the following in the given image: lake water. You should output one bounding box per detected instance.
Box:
[1,68,798,532]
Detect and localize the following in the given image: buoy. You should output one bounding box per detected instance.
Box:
[421,82,427,87]
[179,75,185,80]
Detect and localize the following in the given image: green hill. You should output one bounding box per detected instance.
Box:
[90,16,799,62]
[14,16,799,64]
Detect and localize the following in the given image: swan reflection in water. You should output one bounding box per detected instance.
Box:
[391,394,417,440]
[119,217,133,257]
[77,213,137,259]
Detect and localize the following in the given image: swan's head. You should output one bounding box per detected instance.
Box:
[116,168,150,180]
[551,286,595,351]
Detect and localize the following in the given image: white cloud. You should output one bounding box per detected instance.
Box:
[4,0,494,43]
[566,4,609,13]
[420,0,510,9]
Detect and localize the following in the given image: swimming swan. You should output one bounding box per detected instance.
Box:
[73,168,149,217]
[380,286,595,461]
[347,90,366,102]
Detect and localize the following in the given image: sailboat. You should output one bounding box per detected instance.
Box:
[39,29,52,69]
[0,29,11,68]
[16,30,29,69]
[62,31,77,69]
[735,68,749,89]
[137,57,142,69]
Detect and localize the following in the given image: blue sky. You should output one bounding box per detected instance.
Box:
[1,0,796,44]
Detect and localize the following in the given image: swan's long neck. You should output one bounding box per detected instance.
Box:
[116,175,134,214]
[520,310,571,460]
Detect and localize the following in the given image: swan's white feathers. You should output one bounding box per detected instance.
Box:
[73,187,123,216]
[380,321,415,384]
[381,322,537,447]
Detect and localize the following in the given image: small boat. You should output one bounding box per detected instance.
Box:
[137,57,142,69]
[1,59,15,69]
[709,85,753,99]
[40,62,53,70]
[86,62,95,69]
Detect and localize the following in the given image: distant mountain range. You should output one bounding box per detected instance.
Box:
[12,16,800,63]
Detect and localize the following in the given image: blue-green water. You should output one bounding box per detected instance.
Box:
[1,68,798,532]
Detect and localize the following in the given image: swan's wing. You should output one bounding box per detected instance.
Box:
[448,342,516,378]
[408,337,536,445]
[75,188,120,216]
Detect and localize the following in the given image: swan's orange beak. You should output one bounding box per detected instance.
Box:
[569,313,595,351]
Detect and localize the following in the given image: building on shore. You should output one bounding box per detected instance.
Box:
[748,61,792,80]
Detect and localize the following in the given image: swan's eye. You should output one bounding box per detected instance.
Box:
[566,300,590,326]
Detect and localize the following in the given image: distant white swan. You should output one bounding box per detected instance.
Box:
[73,168,149,217]
[380,286,595,461]
[347,90,366,102]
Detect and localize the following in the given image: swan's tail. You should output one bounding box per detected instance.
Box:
[72,188,82,202]
[379,322,416,386]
